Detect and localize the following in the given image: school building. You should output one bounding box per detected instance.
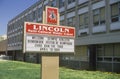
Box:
[7,0,120,72]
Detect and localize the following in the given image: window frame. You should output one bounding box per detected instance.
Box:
[79,12,89,29]
[93,7,105,26]
[59,0,65,8]
[67,16,75,27]
[60,20,65,25]
[68,0,75,4]
[38,7,42,18]
[51,0,57,7]
[111,2,120,23]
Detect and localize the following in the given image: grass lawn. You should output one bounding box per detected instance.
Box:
[0,60,120,79]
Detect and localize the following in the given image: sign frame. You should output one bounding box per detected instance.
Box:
[23,22,75,54]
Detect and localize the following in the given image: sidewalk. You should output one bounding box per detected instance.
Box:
[0,59,8,61]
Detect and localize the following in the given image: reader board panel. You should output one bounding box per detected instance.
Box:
[25,35,74,53]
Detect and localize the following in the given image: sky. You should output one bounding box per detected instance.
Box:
[0,0,39,35]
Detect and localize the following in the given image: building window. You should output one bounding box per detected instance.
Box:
[24,16,27,21]
[38,7,42,18]
[67,17,75,27]
[8,25,10,31]
[60,20,65,25]
[93,7,105,26]
[79,13,88,29]
[51,0,56,7]
[32,11,37,20]
[29,13,33,21]
[59,0,65,8]
[114,43,120,56]
[91,0,100,3]
[68,0,75,4]
[26,14,28,21]
[27,14,30,21]
[111,3,119,22]
[96,45,104,57]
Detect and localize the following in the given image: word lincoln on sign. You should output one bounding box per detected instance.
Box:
[23,22,75,53]
[25,22,75,37]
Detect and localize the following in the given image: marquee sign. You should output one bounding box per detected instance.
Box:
[25,22,75,37]
[23,22,75,53]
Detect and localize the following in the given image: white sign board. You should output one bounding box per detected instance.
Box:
[23,22,75,53]
[25,35,74,53]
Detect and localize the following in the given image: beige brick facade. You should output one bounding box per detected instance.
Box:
[0,40,7,53]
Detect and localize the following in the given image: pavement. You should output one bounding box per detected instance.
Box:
[0,59,8,61]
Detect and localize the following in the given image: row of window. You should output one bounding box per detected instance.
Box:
[68,0,75,4]
[97,57,120,62]
[59,0,83,8]
[8,25,23,35]
[8,1,120,46]
[60,2,120,29]
[96,44,120,62]
[9,0,119,26]
[78,7,105,29]
[59,0,75,8]
[8,2,46,26]
[8,42,22,47]
[97,44,120,57]
[8,0,65,33]
[8,34,22,45]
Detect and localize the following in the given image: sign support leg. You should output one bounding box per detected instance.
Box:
[41,54,59,79]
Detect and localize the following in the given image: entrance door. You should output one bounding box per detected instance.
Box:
[89,45,96,70]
